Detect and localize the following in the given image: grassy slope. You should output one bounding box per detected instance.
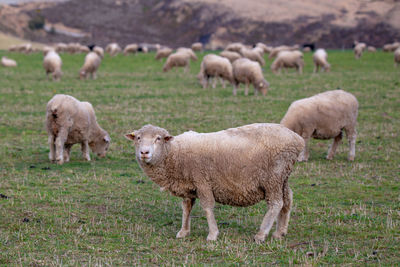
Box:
[0,50,399,265]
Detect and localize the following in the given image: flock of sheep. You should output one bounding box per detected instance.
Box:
[0,38,396,242]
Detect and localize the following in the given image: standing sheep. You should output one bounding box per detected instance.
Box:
[197,54,234,89]
[155,47,173,61]
[219,50,242,63]
[354,42,366,59]
[240,47,265,66]
[124,44,138,55]
[281,90,358,162]
[43,50,63,81]
[367,46,376,52]
[1,56,17,67]
[163,52,191,73]
[394,47,400,67]
[271,51,304,74]
[313,49,330,73]
[124,123,304,242]
[225,42,245,53]
[93,46,104,58]
[232,58,270,96]
[105,43,121,56]
[191,42,203,52]
[46,94,110,164]
[79,52,102,79]
[176,47,198,61]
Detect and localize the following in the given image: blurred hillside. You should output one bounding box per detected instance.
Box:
[1,0,399,48]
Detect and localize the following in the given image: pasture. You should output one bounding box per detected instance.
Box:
[0,50,399,265]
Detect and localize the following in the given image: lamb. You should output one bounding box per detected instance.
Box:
[191,42,203,52]
[43,50,63,81]
[163,52,191,73]
[240,47,265,66]
[93,46,104,58]
[225,42,245,53]
[354,42,366,59]
[1,56,17,67]
[197,54,234,89]
[280,89,358,162]
[105,43,121,56]
[155,47,173,61]
[394,47,400,67]
[46,94,110,164]
[79,52,102,79]
[232,58,270,96]
[124,123,304,242]
[176,47,198,61]
[313,49,330,73]
[123,44,138,55]
[271,50,304,74]
[219,50,242,63]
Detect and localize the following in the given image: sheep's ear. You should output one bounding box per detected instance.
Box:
[164,135,173,142]
[104,136,110,143]
[124,132,136,141]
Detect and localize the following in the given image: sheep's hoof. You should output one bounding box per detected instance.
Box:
[272,231,285,239]
[176,230,190,238]
[254,234,265,244]
[206,232,218,241]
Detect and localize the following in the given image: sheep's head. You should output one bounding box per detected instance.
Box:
[256,79,270,96]
[53,70,63,81]
[79,69,86,80]
[89,131,111,158]
[125,125,173,166]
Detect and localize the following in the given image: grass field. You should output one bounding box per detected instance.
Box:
[0,49,399,265]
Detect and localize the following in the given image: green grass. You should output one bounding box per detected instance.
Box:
[0,50,399,265]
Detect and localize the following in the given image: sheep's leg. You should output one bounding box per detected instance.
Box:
[211,77,217,89]
[220,78,226,88]
[81,141,91,161]
[313,64,318,73]
[48,135,56,162]
[63,144,72,163]
[326,133,342,160]
[92,71,97,80]
[198,190,219,241]
[233,84,238,96]
[254,196,283,243]
[298,137,310,162]
[273,185,292,239]
[244,83,249,96]
[55,130,68,164]
[176,198,196,238]
[254,84,258,96]
[345,127,357,161]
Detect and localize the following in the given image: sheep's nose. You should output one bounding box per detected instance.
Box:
[141,150,150,155]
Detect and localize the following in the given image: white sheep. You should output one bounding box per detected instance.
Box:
[1,56,17,67]
[43,50,63,81]
[124,44,138,55]
[232,58,270,96]
[46,94,110,164]
[313,49,330,73]
[219,50,242,63]
[124,123,304,242]
[240,47,265,66]
[271,50,304,74]
[8,43,32,53]
[55,43,68,53]
[256,42,272,54]
[225,42,245,53]
[197,54,234,89]
[354,42,366,59]
[176,47,198,61]
[383,42,400,52]
[155,47,173,61]
[394,47,400,67]
[191,42,203,52]
[93,46,104,58]
[105,43,121,56]
[367,46,376,52]
[163,52,191,73]
[268,45,298,59]
[79,52,102,79]
[281,89,358,162]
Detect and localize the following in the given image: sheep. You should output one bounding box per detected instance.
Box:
[383,42,400,52]
[79,52,102,79]
[93,46,104,58]
[255,42,272,54]
[354,42,366,59]
[225,42,245,53]
[1,56,17,67]
[367,46,376,52]
[191,42,203,52]
[219,50,242,63]
[271,50,304,74]
[268,45,297,59]
[46,94,110,164]
[155,47,173,61]
[197,54,234,89]
[8,43,32,53]
[123,44,138,55]
[124,123,304,242]
[176,47,198,61]
[313,49,330,73]
[163,52,191,73]
[280,89,358,162]
[43,50,63,81]
[105,43,121,56]
[232,58,270,96]
[240,47,265,66]
[138,45,149,53]
[394,47,400,67]
[55,43,68,53]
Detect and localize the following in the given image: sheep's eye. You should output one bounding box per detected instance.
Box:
[156,136,161,141]
[137,136,141,141]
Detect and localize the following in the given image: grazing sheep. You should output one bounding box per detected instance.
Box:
[124,44,138,55]
[46,94,110,164]
[8,43,32,53]
[302,47,311,53]
[124,123,304,242]
[367,46,376,52]
[197,54,234,89]
[271,51,304,74]
[354,42,366,59]
[93,46,104,58]
[232,58,270,96]
[105,43,121,56]
[191,42,203,52]
[281,90,358,162]
[226,42,245,53]
[313,49,330,73]
[43,50,63,81]
[269,45,297,59]
[79,52,102,79]
[155,47,173,61]
[55,43,68,53]
[138,45,149,53]
[240,47,265,66]
[219,50,242,63]
[1,56,17,67]
[176,47,198,61]
[255,42,272,54]
[394,47,400,67]
[383,42,400,52]
[163,52,191,73]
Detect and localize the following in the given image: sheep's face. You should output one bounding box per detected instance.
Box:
[257,79,270,96]
[90,134,111,158]
[125,125,173,165]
